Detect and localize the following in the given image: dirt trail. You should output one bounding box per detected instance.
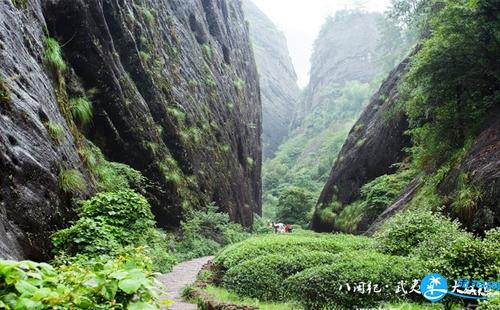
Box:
[157,256,214,310]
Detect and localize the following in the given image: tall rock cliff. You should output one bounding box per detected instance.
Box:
[0,0,261,260]
[292,11,382,127]
[312,55,412,232]
[242,0,299,159]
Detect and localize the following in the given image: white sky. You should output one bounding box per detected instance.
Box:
[251,0,392,88]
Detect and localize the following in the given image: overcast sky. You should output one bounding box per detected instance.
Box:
[251,0,392,88]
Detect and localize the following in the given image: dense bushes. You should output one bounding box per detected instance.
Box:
[376,209,500,280]
[274,187,315,226]
[285,252,425,309]
[52,191,175,273]
[214,233,374,271]
[374,209,465,256]
[0,254,160,309]
[174,204,249,261]
[223,251,338,300]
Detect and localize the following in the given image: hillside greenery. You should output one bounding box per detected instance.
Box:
[263,80,373,222]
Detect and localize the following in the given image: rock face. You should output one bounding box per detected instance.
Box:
[312,55,412,232]
[438,105,500,232]
[0,0,261,260]
[293,12,382,127]
[242,0,299,159]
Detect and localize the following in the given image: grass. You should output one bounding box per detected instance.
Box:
[70,97,93,125]
[0,77,11,108]
[12,0,27,9]
[233,78,245,93]
[45,37,66,73]
[166,106,186,123]
[203,285,302,310]
[45,121,64,144]
[59,168,86,194]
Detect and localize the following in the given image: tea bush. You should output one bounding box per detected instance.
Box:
[214,233,374,271]
[422,228,500,280]
[374,209,464,256]
[0,255,160,309]
[285,251,425,309]
[223,251,338,300]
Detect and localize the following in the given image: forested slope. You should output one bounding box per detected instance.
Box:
[313,0,500,234]
[262,11,384,219]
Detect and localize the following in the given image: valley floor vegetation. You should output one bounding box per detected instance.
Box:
[0,149,249,309]
[205,216,499,309]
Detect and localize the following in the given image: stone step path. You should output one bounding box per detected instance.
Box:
[157,256,214,310]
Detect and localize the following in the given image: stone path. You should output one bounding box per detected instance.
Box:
[157,256,214,310]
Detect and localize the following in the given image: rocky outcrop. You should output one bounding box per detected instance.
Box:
[242,0,299,159]
[438,105,500,232]
[0,0,261,260]
[312,55,413,232]
[293,12,382,127]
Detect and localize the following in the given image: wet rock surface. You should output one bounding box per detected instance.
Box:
[242,0,299,159]
[0,0,261,259]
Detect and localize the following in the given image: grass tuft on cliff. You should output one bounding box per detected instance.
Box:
[45,121,64,144]
[70,97,93,125]
[45,37,67,73]
[0,77,11,109]
[59,168,86,194]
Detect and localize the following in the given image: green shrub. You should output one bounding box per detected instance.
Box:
[70,97,93,125]
[275,186,315,227]
[45,37,66,73]
[82,144,147,192]
[223,251,338,300]
[175,204,248,260]
[424,228,500,281]
[58,168,86,194]
[285,251,425,309]
[51,217,122,256]
[51,191,175,272]
[375,209,464,256]
[214,233,373,271]
[335,169,415,232]
[46,121,64,144]
[0,256,161,309]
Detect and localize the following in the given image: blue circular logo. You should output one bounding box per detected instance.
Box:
[420,273,448,302]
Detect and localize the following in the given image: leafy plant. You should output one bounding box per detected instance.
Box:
[51,191,175,273]
[0,256,162,309]
[70,97,93,125]
[58,168,86,194]
[45,37,66,73]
